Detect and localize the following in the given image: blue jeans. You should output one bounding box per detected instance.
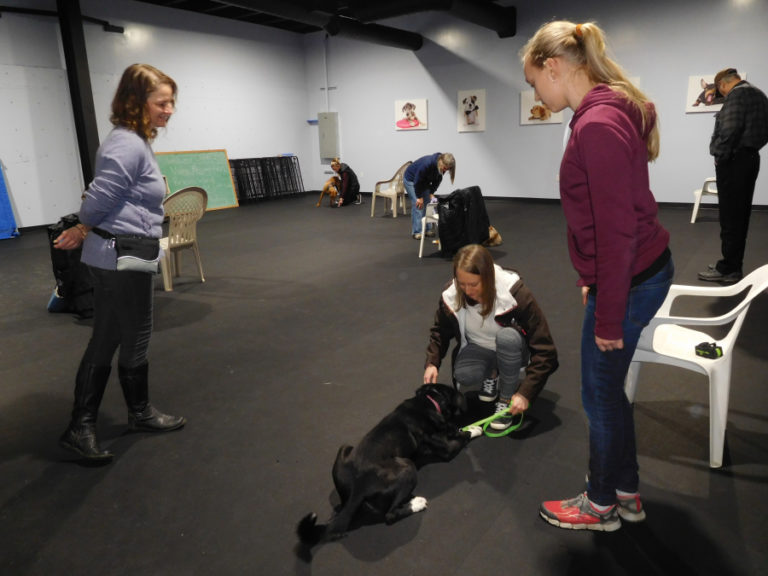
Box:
[403,179,424,235]
[582,257,674,506]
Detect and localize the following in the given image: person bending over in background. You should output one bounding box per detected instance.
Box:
[423,244,558,430]
[403,152,455,239]
[54,63,186,463]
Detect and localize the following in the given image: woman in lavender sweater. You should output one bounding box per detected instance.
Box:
[54,64,185,462]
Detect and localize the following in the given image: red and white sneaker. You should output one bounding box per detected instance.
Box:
[540,492,621,532]
[617,493,646,522]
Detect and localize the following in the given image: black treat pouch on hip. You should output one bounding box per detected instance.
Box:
[114,235,160,273]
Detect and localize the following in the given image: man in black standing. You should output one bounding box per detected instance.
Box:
[699,68,768,283]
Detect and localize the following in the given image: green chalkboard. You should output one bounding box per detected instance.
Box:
[155,149,238,210]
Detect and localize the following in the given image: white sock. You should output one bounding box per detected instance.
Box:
[589,498,614,512]
[616,489,638,499]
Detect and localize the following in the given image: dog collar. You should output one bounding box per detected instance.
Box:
[425,394,442,414]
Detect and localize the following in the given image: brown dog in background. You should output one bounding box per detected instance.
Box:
[317,176,341,207]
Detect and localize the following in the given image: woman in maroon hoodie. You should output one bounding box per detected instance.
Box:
[522,21,674,532]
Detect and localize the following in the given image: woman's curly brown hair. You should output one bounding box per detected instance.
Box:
[110,63,177,141]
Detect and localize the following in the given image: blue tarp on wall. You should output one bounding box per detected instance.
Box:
[0,166,19,239]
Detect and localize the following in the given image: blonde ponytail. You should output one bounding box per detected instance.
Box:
[522,21,659,161]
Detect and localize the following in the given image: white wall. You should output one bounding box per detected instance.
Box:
[304,0,768,204]
[0,0,311,227]
[1,0,767,228]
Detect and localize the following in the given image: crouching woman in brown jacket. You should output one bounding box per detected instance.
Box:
[424,244,558,430]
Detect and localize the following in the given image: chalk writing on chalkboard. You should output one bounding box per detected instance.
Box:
[155,149,238,211]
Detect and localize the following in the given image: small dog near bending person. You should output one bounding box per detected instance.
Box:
[296,383,480,552]
[316,175,341,207]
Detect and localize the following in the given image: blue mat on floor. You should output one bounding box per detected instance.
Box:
[0,166,19,239]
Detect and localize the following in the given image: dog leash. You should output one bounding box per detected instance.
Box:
[461,409,524,438]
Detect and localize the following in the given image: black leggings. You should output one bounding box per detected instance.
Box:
[81,266,154,369]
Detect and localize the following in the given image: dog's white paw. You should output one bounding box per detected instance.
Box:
[409,496,428,513]
[466,425,483,439]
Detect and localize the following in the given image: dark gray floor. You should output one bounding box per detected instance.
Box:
[1,194,767,575]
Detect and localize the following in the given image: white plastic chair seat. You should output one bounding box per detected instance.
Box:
[418,202,440,258]
[625,263,768,467]
[691,177,717,223]
[371,161,410,218]
[645,324,718,372]
[160,186,207,291]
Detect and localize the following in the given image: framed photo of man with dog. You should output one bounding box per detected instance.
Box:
[394,98,428,130]
[457,89,486,132]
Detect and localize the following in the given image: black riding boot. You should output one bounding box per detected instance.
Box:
[119,362,186,432]
[59,362,113,461]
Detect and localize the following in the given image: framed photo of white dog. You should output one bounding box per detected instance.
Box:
[457,89,486,132]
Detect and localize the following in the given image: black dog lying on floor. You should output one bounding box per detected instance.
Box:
[297,383,481,550]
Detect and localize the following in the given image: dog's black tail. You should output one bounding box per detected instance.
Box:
[297,513,327,547]
[297,487,366,548]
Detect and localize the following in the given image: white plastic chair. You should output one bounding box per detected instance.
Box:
[625,263,768,467]
[418,202,440,258]
[159,186,207,291]
[691,177,717,223]
[371,161,410,218]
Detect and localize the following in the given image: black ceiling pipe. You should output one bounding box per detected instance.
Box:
[349,0,516,38]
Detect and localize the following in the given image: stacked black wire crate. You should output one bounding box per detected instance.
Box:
[229,156,304,203]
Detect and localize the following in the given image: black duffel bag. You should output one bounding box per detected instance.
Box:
[46,213,94,319]
[437,186,490,257]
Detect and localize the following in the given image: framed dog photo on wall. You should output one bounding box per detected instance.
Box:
[520,90,562,125]
[395,98,428,130]
[457,89,485,132]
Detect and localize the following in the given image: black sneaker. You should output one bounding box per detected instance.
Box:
[489,400,514,430]
[478,377,498,402]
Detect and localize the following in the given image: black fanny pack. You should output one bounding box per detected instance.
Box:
[93,228,160,273]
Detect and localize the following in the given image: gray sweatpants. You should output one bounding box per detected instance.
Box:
[453,327,529,400]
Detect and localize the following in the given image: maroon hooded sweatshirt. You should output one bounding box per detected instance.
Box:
[559,84,670,340]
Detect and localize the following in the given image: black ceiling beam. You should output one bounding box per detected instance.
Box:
[349,0,517,38]
[220,0,425,50]
[219,0,328,28]
[325,16,423,51]
[57,0,100,185]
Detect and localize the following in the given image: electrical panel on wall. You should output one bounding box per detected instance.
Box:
[318,112,339,159]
